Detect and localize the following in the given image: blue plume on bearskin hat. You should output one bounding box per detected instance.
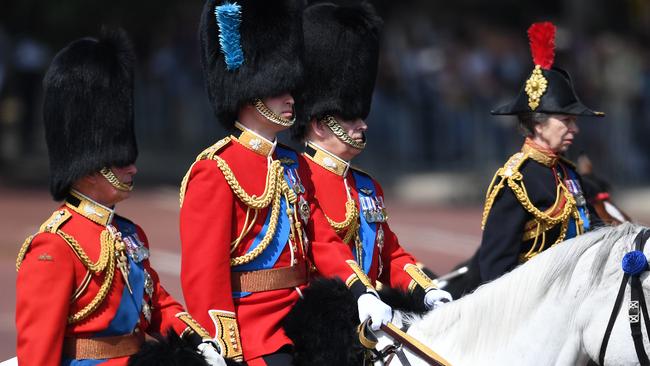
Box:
[292,0,382,141]
[43,28,138,201]
[215,2,244,70]
[199,0,304,129]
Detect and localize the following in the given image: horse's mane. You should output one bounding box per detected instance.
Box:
[407,223,642,359]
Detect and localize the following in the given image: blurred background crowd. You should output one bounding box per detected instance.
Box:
[1,0,649,195]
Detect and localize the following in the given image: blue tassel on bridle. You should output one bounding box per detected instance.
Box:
[622,250,649,276]
[215,2,244,71]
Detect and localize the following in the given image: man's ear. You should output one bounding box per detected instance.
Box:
[311,118,327,138]
[84,172,100,185]
[71,172,99,192]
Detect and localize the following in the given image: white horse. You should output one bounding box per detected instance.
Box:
[375,223,650,366]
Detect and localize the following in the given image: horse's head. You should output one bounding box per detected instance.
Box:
[579,225,650,366]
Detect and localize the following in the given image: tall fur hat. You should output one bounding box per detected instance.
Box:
[199,0,304,129]
[43,28,138,201]
[293,0,382,141]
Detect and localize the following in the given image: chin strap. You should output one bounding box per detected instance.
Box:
[100,167,133,192]
[321,115,366,150]
[253,98,295,127]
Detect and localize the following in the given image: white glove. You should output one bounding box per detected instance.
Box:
[197,341,227,366]
[424,288,453,310]
[357,293,393,331]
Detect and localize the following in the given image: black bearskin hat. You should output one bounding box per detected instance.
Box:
[43,29,138,201]
[293,0,382,141]
[491,22,604,117]
[199,0,304,129]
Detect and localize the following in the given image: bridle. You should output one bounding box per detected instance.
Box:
[363,327,411,366]
[359,320,451,366]
[589,228,650,366]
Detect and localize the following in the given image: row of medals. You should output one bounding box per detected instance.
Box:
[109,225,154,323]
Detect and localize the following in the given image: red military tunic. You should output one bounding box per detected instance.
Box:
[303,142,433,293]
[16,191,189,366]
[180,126,364,363]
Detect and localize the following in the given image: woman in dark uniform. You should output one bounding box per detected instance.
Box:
[445,22,604,297]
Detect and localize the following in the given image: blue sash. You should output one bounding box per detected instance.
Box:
[352,171,377,275]
[96,218,145,337]
[231,146,298,297]
[62,219,146,364]
[563,167,590,239]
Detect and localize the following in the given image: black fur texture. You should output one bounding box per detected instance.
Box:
[199,0,304,129]
[129,330,208,366]
[43,28,138,201]
[293,0,382,141]
[128,330,244,366]
[283,277,427,366]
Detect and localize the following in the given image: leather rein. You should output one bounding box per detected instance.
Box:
[588,228,650,366]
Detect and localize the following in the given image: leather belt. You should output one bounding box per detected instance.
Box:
[231,264,307,293]
[63,330,145,359]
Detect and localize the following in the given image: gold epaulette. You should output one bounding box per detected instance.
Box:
[481,152,528,229]
[16,209,72,272]
[179,137,232,207]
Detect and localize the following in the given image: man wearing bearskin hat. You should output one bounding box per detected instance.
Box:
[291,0,453,312]
[15,30,225,366]
[179,1,393,365]
[445,22,604,298]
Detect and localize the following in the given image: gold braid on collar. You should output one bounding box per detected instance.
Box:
[522,141,557,167]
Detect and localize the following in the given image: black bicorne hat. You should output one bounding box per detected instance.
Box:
[293,0,382,140]
[491,22,604,117]
[43,28,137,201]
[199,0,304,129]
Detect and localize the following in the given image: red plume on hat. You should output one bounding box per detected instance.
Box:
[527,22,556,70]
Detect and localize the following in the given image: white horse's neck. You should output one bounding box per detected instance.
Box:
[394,224,642,366]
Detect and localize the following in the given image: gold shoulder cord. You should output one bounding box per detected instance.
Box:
[17,229,117,323]
[481,152,527,229]
[16,235,35,272]
[64,230,117,324]
[180,137,232,207]
[482,152,581,261]
[16,209,73,271]
[180,137,303,266]
[326,199,359,244]
[16,209,121,323]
